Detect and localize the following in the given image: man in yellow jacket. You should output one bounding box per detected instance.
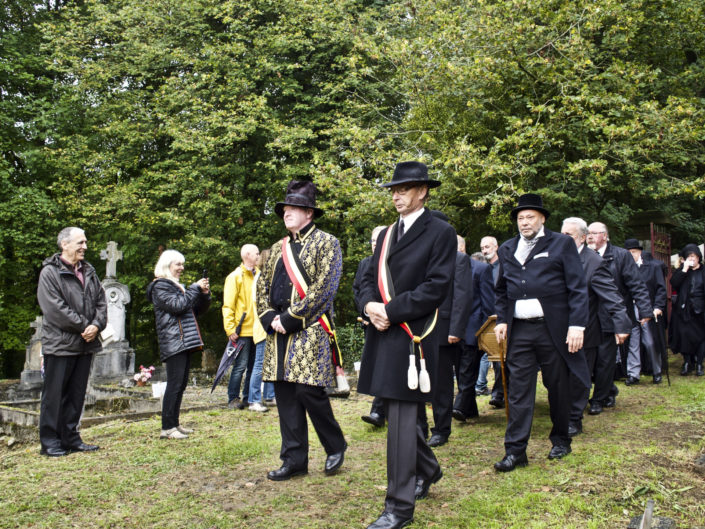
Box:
[223,244,260,409]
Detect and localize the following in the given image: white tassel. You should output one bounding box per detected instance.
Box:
[407,354,418,390]
[336,374,350,392]
[419,358,431,393]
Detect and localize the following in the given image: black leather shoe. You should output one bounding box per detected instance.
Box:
[415,466,443,499]
[625,376,639,386]
[236,399,248,410]
[680,363,690,376]
[476,387,490,396]
[568,421,582,437]
[66,442,99,453]
[548,445,572,460]
[267,465,308,481]
[653,374,662,384]
[603,395,616,408]
[588,401,603,415]
[366,512,413,529]
[697,364,704,377]
[324,445,346,475]
[40,446,69,457]
[361,412,385,427]
[494,452,528,472]
[428,434,448,448]
[489,398,505,409]
[452,409,467,422]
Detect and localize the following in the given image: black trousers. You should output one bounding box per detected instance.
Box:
[453,344,481,418]
[369,396,385,417]
[569,346,597,423]
[491,361,508,401]
[39,354,93,450]
[384,399,440,519]
[591,334,617,405]
[273,381,346,470]
[430,342,462,438]
[162,351,191,430]
[504,320,571,455]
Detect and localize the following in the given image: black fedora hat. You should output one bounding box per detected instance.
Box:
[274,180,324,218]
[623,238,643,251]
[380,161,441,189]
[510,193,550,220]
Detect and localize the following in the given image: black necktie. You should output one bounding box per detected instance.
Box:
[397,219,405,242]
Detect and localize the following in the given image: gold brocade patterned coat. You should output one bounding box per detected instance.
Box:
[256,224,342,387]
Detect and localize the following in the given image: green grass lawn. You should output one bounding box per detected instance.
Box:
[1,356,704,529]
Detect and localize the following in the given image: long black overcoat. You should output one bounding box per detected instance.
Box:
[580,247,631,349]
[495,228,591,388]
[357,208,456,402]
[436,251,473,343]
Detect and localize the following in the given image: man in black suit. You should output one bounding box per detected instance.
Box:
[453,242,495,422]
[358,161,456,529]
[561,218,631,437]
[586,223,652,414]
[354,225,388,427]
[493,194,589,472]
[623,239,667,384]
[426,219,473,448]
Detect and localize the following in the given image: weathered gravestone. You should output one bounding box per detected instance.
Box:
[90,242,135,381]
[19,316,43,390]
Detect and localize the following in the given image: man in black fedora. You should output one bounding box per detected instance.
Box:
[358,161,456,529]
[256,180,347,481]
[493,193,590,472]
[623,238,667,384]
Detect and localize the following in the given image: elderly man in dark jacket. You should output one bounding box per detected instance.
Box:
[37,227,107,457]
[358,162,456,529]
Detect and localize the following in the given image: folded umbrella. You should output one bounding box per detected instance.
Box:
[210,313,247,393]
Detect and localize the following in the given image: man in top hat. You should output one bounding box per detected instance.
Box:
[358,161,456,529]
[623,238,667,384]
[256,180,347,481]
[493,194,590,472]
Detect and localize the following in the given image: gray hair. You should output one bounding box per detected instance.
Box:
[562,217,588,237]
[154,249,186,281]
[471,251,485,262]
[57,227,83,250]
[457,235,466,253]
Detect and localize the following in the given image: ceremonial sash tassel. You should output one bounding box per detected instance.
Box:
[377,223,437,392]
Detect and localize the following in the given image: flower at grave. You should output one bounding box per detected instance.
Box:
[133,365,156,384]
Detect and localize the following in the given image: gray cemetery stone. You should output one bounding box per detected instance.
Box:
[19,316,43,390]
[91,242,135,381]
[628,516,677,529]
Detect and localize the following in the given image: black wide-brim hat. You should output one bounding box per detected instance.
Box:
[274,180,324,218]
[623,238,643,251]
[680,243,703,261]
[510,193,550,220]
[380,161,441,189]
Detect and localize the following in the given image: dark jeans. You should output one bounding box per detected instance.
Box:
[227,337,254,402]
[39,354,93,450]
[162,351,191,430]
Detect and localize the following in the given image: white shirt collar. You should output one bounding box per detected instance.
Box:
[400,207,425,232]
[577,243,585,254]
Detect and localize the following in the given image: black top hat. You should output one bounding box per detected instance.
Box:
[274,180,324,218]
[680,243,703,261]
[510,193,550,220]
[380,161,441,189]
[623,238,643,251]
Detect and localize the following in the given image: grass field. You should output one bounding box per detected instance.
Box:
[1,356,704,529]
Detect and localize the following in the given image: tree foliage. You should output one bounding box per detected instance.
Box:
[1,0,704,376]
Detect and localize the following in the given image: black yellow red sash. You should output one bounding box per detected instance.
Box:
[281,237,343,368]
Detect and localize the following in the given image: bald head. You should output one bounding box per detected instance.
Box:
[241,244,260,269]
[480,236,498,263]
[587,222,609,251]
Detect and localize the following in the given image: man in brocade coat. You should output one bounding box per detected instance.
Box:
[256,180,347,482]
[358,161,456,529]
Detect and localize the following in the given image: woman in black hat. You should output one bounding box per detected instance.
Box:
[671,243,705,376]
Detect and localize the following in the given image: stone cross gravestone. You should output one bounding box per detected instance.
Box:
[19,316,44,390]
[90,242,135,382]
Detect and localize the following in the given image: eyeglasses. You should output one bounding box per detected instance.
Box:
[389,185,417,195]
[588,231,606,235]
